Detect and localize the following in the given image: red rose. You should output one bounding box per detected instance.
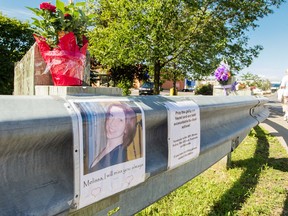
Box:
[40,2,56,13]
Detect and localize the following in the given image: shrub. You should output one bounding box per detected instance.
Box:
[237,83,247,90]
[117,79,132,96]
[194,83,213,95]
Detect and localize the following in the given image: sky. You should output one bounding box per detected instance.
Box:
[0,0,287,82]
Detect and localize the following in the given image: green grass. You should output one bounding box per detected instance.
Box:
[136,126,288,216]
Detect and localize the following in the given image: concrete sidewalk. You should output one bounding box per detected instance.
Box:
[259,94,288,153]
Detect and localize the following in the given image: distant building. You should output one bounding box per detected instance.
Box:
[161,79,196,91]
[161,80,185,90]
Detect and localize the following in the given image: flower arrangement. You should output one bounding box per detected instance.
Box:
[27,0,89,48]
[214,60,231,85]
[27,0,90,86]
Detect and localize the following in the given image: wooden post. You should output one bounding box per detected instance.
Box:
[14,43,53,95]
[14,43,91,95]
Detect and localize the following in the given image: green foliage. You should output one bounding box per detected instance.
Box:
[162,62,186,92]
[194,83,213,95]
[110,64,148,86]
[117,79,131,96]
[27,0,90,48]
[241,72,260,82]
[241,72,271,90]
[260,79,271,91]
[88,0,283,94]
[110,64,149,95]
[0,13,34,94]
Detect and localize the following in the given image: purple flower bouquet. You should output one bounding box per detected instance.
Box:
[214,61,231,85]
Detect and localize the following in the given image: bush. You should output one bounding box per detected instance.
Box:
[194,83,213,95]
[237,82,247,90]
[117,79,132,96]
[0,13,34,94]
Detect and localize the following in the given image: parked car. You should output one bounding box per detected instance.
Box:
[139,82,154,95]
[182,87,195,92]
[271,82,281,93]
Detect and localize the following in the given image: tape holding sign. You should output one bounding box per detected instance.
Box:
[165,100,200,170]
[67,98,145,209]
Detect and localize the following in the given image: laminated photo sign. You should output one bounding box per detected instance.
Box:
[66,98,145,209]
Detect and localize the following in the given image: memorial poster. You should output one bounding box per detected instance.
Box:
[66,99,145,209]
[165,100,200,169]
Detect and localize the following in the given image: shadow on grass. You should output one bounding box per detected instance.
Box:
[262,103,288,216]
[208,125,288,215]
[267,157,288,216]
[282,195,288,216]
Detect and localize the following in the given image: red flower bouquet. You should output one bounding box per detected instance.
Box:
[34,32,88,85]
[27,0,90,86]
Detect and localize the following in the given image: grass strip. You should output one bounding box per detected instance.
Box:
[137,126,288,216]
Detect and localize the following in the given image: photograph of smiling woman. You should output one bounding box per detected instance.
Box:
[89,102,140,172]
[73,101,106,175]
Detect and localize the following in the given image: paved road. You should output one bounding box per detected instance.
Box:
[260,93,288,153]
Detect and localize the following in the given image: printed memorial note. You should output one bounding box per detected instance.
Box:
[165,101,200,169]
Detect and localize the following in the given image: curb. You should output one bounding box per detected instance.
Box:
[260,121,288,153]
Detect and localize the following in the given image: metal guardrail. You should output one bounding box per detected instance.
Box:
[0,95,269,216]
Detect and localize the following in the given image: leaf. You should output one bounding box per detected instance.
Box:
[26,7,39,14]
[56,0,65,12]
[75,2,86,7]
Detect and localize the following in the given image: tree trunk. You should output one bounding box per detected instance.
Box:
[173,74,177,96]
[172,64,177,95]
[153,60,161,95]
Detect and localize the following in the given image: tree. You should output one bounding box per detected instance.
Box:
[241,72,271,90]
[0,13,34,94]
[110,64,149,95]
[241,72,262,86]
[162,62,186,95]
[88,0,284,94]
[260,79,271,91]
